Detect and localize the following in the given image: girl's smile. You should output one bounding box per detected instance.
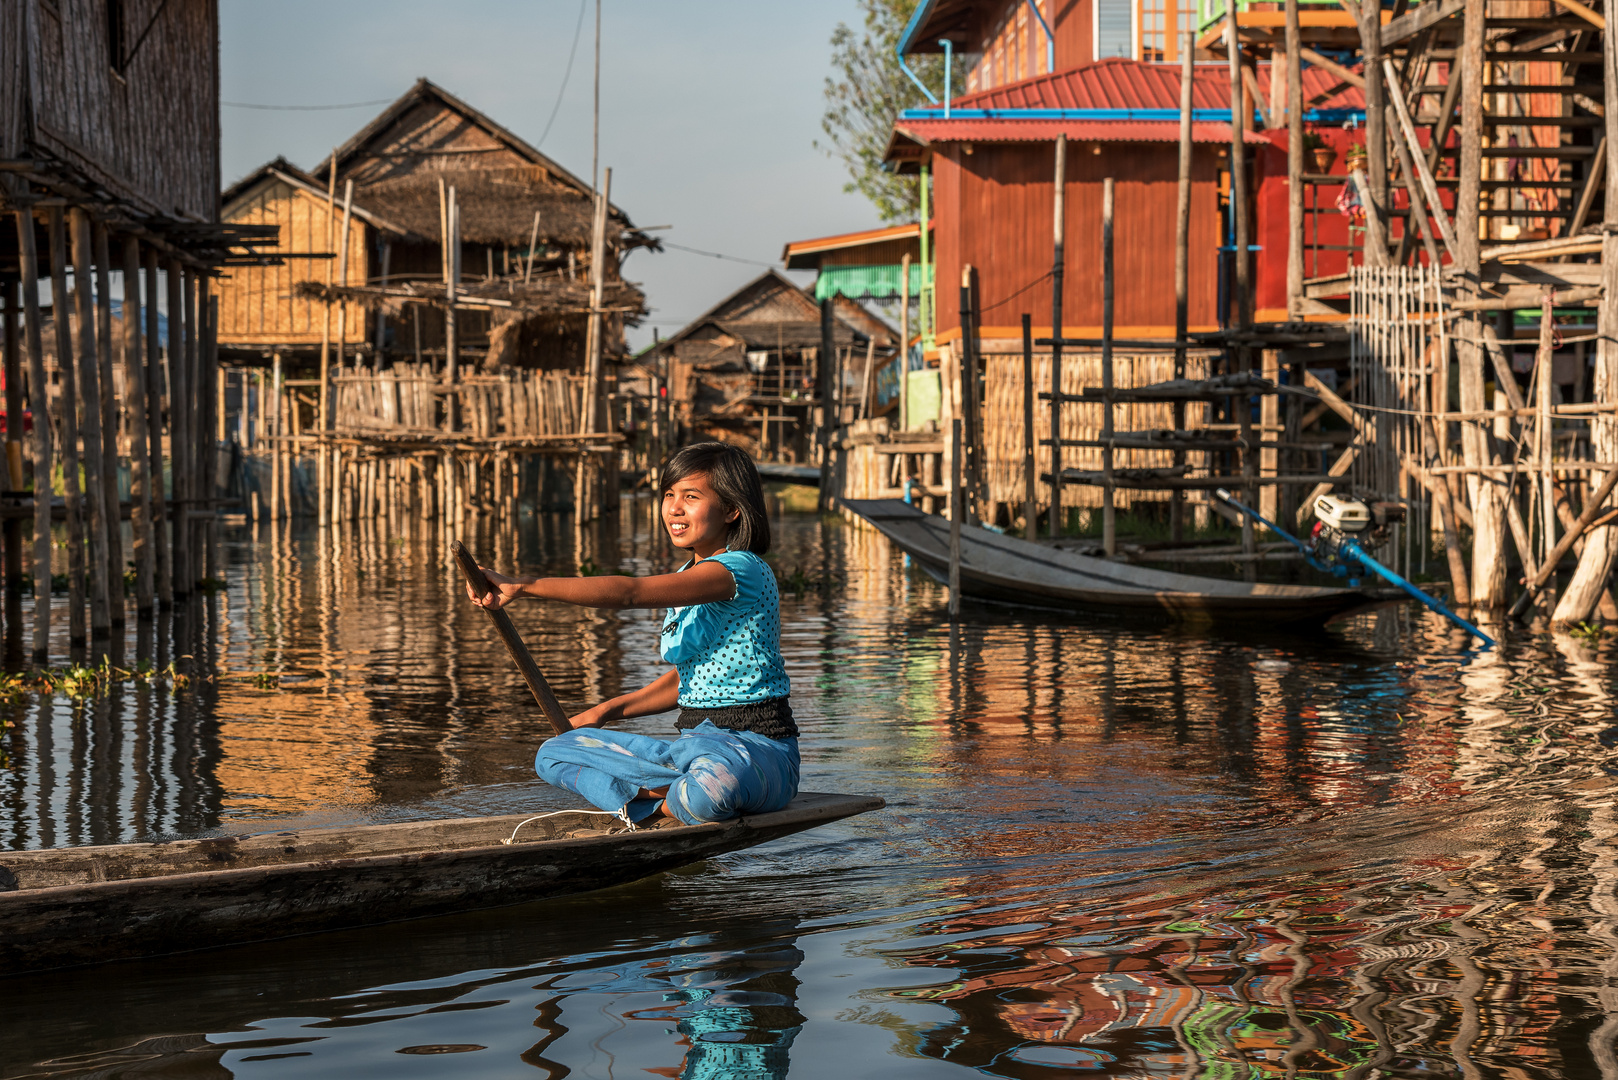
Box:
[662,472,739,559]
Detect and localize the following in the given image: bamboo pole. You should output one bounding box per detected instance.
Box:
[1358,0,1389,259]
[335,179,354,374]
[2,274,19,602]
[1174,32,1193,544]
[92,221,123,624]
[1455,0,1509,606]
[1049,132,1067,537]
[959,266,979,522]
[319,156,336,530]
[1101,178,1117,557]
[49,208,86,643]
[899,253,911,433]
[1555,0,1618,625]
[1538,290,1557,573]
[169,261,191,597]
[524,209,541,285]
[144,247,169,607]
[1285,0,1304,313]
[1021,313,1036,534]
[13,197,52,659]
[202,289,220,582]
[270,353,282,521]
[858,336,876,421]
[949,417,962,620]
[120,234,154,616]
[1226,23,1252,328]
[1514,468,1618,620]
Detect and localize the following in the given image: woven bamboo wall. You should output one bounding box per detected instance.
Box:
[20,0,219,220]
[330,366,583,437]
[982,350,1210,510]
[219,179,370,346]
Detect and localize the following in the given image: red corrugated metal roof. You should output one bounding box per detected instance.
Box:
[895,119,1269,145]
[947,56,1365,113]
[884,58,1365,160]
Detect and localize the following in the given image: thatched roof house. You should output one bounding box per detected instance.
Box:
[217,78,655,370]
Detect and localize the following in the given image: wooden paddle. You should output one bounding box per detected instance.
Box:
[451,540,571,735]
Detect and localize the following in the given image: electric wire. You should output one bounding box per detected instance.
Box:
[222,98,395,111]
[537,0,589,148]
[660,242,780,267]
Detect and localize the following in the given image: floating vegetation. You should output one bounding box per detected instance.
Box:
[195,577,228,594]
[776,565,826,600]
[1570,621,1605,645]
[250,671,278,690]
[0,658,191,704]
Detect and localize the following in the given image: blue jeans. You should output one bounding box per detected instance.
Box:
[534,721,800,825]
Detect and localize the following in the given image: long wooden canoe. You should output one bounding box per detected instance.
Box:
[0,790,882,973]
[842,498,1370,625]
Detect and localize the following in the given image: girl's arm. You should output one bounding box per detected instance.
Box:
[568,668,681,729]
[468,560,736,611]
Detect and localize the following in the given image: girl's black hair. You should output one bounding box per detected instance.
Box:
[659,442,771,554]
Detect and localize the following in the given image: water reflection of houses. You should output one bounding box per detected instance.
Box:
[882,869,1581,1077]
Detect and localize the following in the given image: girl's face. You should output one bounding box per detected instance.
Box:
[662,472,738,558]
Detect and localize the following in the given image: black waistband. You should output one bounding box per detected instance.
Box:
[676,697,797,740]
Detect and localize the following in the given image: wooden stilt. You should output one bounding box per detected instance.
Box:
[145,248,171,607]
[1100,178,1117,558]
[1554,0,1618,625]
[169,261,191,598]
[1173,29,1194,546]
[49,207,87,644]
[120,234,155,616]
[13,196,53,660]
[69,210,111,639]
[1049,133,1067,538]
[270,353,282,522]
[1226,23,1252,328]
[92,222,124,624]
[2,275,21,605]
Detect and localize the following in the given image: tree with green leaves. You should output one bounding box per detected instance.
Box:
[819,0,961,223]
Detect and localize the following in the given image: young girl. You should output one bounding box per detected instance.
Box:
[468,442,797,828]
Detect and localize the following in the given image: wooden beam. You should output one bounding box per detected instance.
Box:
[1299,47,1365,90]
[1381,0,1464,47]
[1547,0,1605,30]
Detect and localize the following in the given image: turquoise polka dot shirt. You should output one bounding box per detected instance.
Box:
[660,550,791,709]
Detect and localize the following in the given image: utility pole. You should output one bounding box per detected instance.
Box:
[592,0,601,195]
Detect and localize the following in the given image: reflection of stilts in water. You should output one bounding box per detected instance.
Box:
[1269,906,1324,1072]
[1148,905,1204,1080]
[1551,630,1618,1077]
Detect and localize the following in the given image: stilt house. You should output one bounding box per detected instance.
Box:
[2,0,276,648]
[644,270,898,461]
[216,79,654,373]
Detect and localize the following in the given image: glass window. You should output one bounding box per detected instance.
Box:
[1096,0,1134,61]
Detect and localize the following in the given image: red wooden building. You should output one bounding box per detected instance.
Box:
[887,55,1363,342]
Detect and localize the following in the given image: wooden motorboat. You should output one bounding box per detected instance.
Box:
[841,498,1370,626]
[0,791,882,973]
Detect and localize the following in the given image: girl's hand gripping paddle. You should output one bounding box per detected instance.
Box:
[451,540,571,735]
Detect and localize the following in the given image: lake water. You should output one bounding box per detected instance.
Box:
[4,493,1618,1079]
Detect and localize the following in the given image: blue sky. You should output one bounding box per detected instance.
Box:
[220,1,883,349]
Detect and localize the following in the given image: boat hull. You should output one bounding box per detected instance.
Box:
[841,498,1369,626]
[0,791,882,973]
